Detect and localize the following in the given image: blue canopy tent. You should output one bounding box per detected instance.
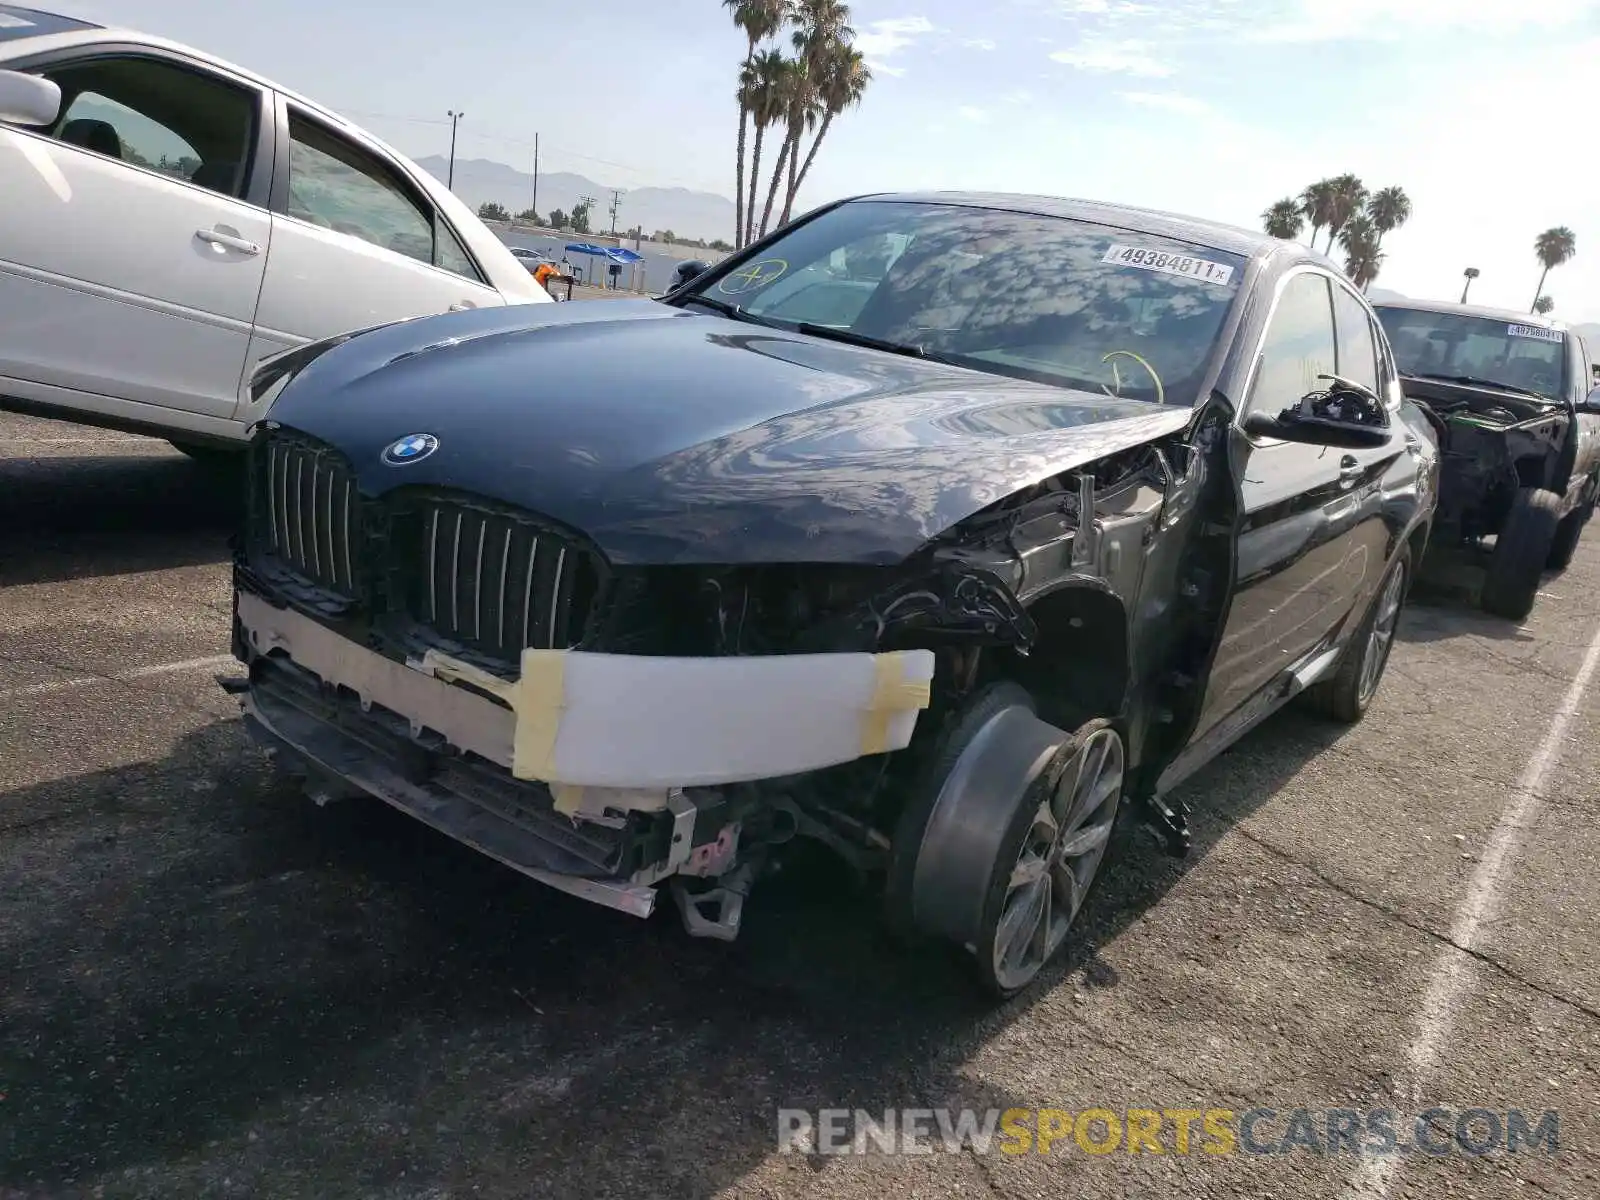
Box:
[605,246,645,292]
[563,242,610,285]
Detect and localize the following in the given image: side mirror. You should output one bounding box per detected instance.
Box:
[1581,385,1600,414]
[1243,374,1392,449]
[671,259,712,290]
[0,69,62,126]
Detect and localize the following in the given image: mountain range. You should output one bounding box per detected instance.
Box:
[415,156,736,243]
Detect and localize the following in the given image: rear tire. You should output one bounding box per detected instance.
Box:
[1306,544,1410,724]
[1547,492,1593,572]
[1481,487,1561,620]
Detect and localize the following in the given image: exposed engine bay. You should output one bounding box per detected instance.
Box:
[1401,380,1568,542]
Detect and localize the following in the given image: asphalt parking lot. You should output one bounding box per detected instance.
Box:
[2,408,1597,1200]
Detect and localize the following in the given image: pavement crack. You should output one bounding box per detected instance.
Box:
[1232,826,1600,1028]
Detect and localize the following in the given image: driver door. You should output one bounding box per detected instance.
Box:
[1194,269,1398,736]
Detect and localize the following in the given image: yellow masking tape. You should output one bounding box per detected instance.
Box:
[550,783,586,815]
[860,650,934,756]
[421,647,567,781]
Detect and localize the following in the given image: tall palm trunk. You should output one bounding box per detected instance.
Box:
[758,128,796,239]
[733,101,749,249]
[786,111,833,213]
[1531,266,1550,312]
[779,119,804,226]
[745,124,767,247]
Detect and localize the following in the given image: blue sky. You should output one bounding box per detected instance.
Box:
[57,0,1600,322]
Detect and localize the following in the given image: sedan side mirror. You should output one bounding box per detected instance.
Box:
[0,70,62,126]
[671,259,712,291]
[1243,374,1392,449]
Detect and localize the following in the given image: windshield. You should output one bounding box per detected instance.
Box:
[1374,306,1569,400]
[684,200,1246,405]
[0,5,97,40]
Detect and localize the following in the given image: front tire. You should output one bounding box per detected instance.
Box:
[886,684,1125,1000]
[1306,544,1410,724]
[1481,486,1561,620]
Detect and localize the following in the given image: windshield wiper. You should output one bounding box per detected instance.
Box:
[676,294,781,327]
[1407,372,1551,400]
[794,322,934,360]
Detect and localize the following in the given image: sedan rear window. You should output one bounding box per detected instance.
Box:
[0,5,99,41]
[693,200,1246,405]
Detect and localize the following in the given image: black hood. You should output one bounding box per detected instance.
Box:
[263,300,1194,565]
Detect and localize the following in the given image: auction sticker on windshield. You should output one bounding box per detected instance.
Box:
[1102,244,1234,286]
[1507,323,1563,343]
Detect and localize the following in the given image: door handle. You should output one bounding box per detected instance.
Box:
[1338,456,1362,488]
[449,301,477,312]
[195,228,261,255]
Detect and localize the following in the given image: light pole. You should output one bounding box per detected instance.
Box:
[1460,266,1479,304]
[446,110,464,191]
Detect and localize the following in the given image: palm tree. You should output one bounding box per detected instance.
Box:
[785,41,869,220]
[776,0,852,226]
[1339,213,1383,291]
[757,54,815,239]
[1460,266,1479,303]
[742,49,790,246]
[1323,174,1369,255]
[1261,198,1304,240]
[725,0,790,248]
[1367,185,1411,255]
[1299,180,1337,251]
[1533,295,1555,316]
[1531,227,1576,313]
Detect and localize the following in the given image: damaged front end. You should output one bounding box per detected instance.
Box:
[229,420,1210,940]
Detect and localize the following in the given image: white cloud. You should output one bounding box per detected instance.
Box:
[964,37,999,50]
[855,15,938,73]
[1049,38,1172,75]
[958,105,991,122]
[1118,90,1210,114]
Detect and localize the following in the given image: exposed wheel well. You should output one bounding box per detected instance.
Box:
[1004,584,1131,732]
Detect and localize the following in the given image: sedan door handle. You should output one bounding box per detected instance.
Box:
[1338,456,1363,488]
[449,301,477,312]
[195,228,261,255]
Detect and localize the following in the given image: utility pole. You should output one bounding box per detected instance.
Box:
[531,132,539,221]
[446,110,464,190]
[608,189,623,235]
[577,193,597,235]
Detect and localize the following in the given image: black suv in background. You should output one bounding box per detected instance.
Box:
[1373,301,1600,620]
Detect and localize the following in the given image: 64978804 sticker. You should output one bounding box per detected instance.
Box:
[1506,323,1563,343]
[1101,244,1235,287]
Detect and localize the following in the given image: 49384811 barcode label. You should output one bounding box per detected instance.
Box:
[1101,244,1235,286]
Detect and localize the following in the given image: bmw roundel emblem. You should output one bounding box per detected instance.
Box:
[382,433,438,465]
